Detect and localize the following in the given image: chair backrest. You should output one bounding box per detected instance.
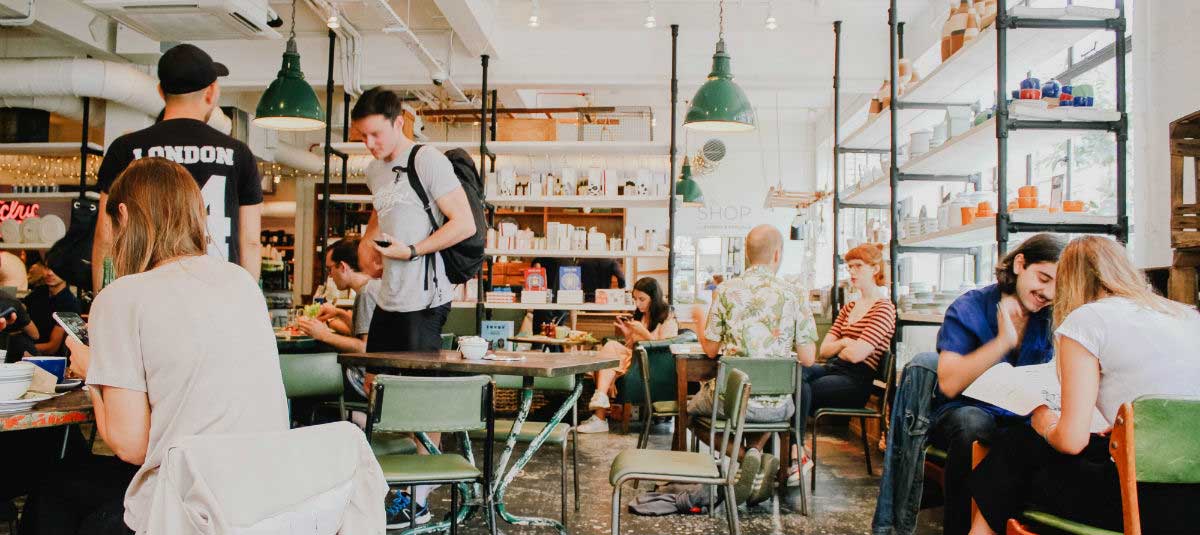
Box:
[718,357,797,396]
[1130,396,1200,483]
[874,351,896,406]
[625,332,698,405]
[368,375,492,435]
[278,353,343,399]
[714,366,751,484]
[491,374,575,392]
[440,333,456,350]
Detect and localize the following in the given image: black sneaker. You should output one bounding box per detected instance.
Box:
[385,490,432,528]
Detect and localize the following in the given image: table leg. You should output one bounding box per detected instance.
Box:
[492,376,583,534]
[674,358,689,451]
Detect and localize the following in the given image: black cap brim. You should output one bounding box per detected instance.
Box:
[214,62,229,77]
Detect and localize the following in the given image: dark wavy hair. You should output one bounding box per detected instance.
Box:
[632,277,671,333]
[328,238,360,272]
[351,87,403,123]
[995,233,1066,294]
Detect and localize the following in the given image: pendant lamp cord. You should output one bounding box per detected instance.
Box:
[718,0,726,40]
[289,0,297,40]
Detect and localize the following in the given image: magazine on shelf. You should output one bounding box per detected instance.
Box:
[963,361,1109,433]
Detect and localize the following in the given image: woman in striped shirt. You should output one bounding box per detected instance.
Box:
[801,243,896,419]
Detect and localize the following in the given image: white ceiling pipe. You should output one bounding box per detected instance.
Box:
[0,96,99,125]
[374,0,470,104]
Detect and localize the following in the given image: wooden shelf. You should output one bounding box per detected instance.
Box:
[900,212,1116,248]
[0,192,99,201]
[482,302,636,312]
[898,312,945,325]
[485,248,668,259]
[900,10,1114,108]
[325,141,669,157]
[839,173,951,206]
[487,195,669,209]
[899,115,1119,177]
[0,142,103,156]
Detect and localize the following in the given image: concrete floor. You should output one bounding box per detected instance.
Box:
[415,420,945,535]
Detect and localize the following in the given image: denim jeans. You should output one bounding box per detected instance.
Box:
[799,361,873,417]
[927,404,1021,535]
[871,352,940,535]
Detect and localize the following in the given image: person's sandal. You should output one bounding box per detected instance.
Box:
[747,453,779,506]
[733,449,761,505]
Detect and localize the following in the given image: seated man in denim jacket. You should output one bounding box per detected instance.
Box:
[873,233,1065,535]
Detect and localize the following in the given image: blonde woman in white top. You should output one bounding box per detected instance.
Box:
[968,236,1200,535]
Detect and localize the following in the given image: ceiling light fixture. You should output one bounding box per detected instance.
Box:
[644,0,656,29]
[253,0,325,131]
[765,0,777,30]
[529,0,540,28]
[684,0,757,132]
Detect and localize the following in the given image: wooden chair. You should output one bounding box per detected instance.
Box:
[974,397,1200,535]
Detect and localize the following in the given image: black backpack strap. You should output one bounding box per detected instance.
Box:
[401,144,439,295]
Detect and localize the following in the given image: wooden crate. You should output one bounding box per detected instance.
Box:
[1169,110,1200,305]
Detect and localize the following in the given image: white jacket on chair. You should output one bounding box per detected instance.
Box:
[145,421,387,535]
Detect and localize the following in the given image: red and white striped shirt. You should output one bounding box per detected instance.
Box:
[828,299,897,371]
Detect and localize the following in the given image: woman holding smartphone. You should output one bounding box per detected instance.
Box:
[577,277,678,434]
[20,158,289,535]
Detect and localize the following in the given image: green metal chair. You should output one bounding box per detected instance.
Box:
[810,351,895,493]
[619,331,699,448]
[368,374,496,534]
[689,357,809,516]
[470,374,578,527]
[610,366,752,535]
[278,352,345,425]
[1007,396,1200,535]
[441,333,456,350]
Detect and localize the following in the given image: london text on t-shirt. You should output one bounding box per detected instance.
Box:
[97,118,263,265]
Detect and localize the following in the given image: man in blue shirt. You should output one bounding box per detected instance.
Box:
[930,233,1065,535]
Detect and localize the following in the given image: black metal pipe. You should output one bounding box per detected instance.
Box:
[1114,0,1129,243]
[894,101,975,111]
[842,202,887,210]
[896,245,976,255]
[490,89,498,173]
[995,8,1010,255]
[477,54,489,329]
[1007,222,1123,235]
[888,1,899,309]
[79,96,90,197]
[898,21,905,59]
[832,20,842,318]
[320,29,336,284]
[1008,120,1120,131]
[837,147,890,154]
[668,24,679,305]
[342,92,350,195]
[897,173,974,182]
[1008,17,1113,30]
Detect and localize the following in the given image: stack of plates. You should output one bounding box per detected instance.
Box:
[0,362,35,403]
[0,392,52,414]
[0,219,19,244]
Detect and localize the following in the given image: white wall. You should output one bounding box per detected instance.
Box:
[1131,0,1199,268]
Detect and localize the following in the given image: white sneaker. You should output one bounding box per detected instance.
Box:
[786,452,814,487]
[575,414,610,434]
[588,391,611,410]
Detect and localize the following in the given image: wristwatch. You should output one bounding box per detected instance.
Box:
[408,244,419,261]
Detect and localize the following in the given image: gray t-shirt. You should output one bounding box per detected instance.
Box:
[346,279,381,398]
[87,255,289,531]
[366,145,461,313]
[1056,297,1200,425]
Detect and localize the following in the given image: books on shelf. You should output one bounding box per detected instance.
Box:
[521,290,549,304]
[485,290,516,304]
[557,290,584,304]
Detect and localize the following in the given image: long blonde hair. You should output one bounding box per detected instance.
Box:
[107,157,208,277]
[1053,236,1189,330]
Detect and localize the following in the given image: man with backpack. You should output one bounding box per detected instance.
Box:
[351,88,482,354]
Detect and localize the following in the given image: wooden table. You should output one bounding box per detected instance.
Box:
[339,350,618,535]
[506,335,597,350]
[1,389,93,433]
[673,350,718,451]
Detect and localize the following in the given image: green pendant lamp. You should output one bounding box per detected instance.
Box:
[254,0,325,131]
[684,0,756,132]
[677,160,704,203]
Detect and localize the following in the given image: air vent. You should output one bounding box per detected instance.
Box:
[84,0,280,40]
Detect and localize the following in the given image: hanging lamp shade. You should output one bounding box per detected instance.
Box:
[684,39,756,132]
[677,161,704,203]
[254,37,325,131]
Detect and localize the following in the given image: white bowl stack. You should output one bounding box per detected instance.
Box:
[0,362,34,401]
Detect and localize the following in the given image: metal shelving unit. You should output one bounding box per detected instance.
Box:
[833,2,1128,341]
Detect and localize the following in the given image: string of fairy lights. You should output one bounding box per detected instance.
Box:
[0,154,101,190]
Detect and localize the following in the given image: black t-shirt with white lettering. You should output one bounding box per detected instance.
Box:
[97,118,262,265]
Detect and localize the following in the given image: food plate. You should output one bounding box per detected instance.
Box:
[0,219,20,244]
[20,217,41,243]
[39,215,66,244]
[55,379,83,393]
[0,391,52,414]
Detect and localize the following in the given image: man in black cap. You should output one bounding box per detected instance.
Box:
[92,43,263,289]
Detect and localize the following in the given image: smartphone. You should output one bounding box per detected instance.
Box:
[374,239,392,248]
[0,306,15,319]
[53,312,88,345]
